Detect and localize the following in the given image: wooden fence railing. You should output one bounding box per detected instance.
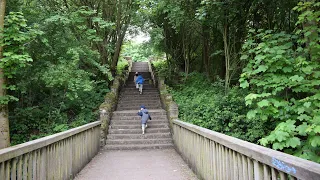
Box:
[0,121,101,180]
[173,120,320,180]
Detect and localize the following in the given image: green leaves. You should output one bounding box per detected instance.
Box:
[310,136,320,147]
[286,137,301,148]
[240,1,320,163]
[257,99,269,108]
[289,75,304,82]
[0,12,42,104]
[240,80,249,88]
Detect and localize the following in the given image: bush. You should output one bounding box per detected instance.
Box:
[170,73,274,143]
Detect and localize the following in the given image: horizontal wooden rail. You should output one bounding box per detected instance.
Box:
[0,121,101,180]
[173,119,320,180]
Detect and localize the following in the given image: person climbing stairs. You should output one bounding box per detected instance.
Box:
[105,62,174,150]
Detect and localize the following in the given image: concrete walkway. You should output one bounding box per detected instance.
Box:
[75,149,198,180]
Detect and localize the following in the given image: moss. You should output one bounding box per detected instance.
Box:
[104,92,116,102]
[111,78,120,89]
[99,102,113,110]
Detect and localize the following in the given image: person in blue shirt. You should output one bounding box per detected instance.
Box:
[135,73,144,94]
[137,105,152,134]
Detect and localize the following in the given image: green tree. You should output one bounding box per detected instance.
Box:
[0,0,9,149]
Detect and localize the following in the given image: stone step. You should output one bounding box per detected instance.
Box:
[113,110,166,116]
[106,138,173,145]
[110,124,169,129]
[119,98,160,102]
[119,91,160,95]
[128,73,151,77]
[118,95,160,99]
[116,105,162,110]
[120,92,158,95]
[111,115,167,121]
[119,93,160,97]
[107,133,171,140]
[123,84,154,88]
[117,99,162,104]
[111,113,167,118]
[121,88,158,91]
[105,143,174,150]
[117,104,161,109]
[117,106,161,111]
[110,120,168,125]
[127,77,152,81]
[119,98,162,103]
[131,69,149,71]
[108,128,170,134]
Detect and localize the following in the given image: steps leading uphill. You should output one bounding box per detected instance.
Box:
[105,62,174,150]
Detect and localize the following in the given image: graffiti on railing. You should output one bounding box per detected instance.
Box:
[272,157,297,174]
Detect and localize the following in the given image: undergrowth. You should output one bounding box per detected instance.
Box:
[153,61,275,143]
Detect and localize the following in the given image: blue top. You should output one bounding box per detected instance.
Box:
[137,109,149,124]
[136,75,144,84]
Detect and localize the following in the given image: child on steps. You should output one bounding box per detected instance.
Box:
[135,73,144,95]
[137,105,152,135]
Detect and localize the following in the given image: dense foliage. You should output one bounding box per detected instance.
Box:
[1,1,132,145]
[240,2,320,162]
[149,0,320,163]
[140,0,300,90]
[153,62,275,143]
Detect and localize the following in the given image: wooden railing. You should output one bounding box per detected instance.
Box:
[173,120,320,180]
[0,121,101,180]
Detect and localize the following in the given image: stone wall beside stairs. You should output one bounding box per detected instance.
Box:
[149,61,179,129]
[99,60,132,147]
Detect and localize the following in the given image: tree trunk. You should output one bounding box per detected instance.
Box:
[202,25,210,78]
[223,24,230,94]
[111,22,130,76]
[0,0,10,149]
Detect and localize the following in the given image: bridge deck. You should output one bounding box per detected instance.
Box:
[74,149,197,180]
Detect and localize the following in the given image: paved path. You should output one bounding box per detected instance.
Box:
[75,149,198,180]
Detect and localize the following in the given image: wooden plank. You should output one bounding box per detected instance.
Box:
[242,155,248,180]
[17,156,23,180]
[225,148,230,180]
[279,171,287,180]
[5,160,10,180]
[37,150,41,180]
[233,151,238,180]
[222,146,226,179]
[238,152,243,180]
[32,151,37,180]
[229,149,234,180]
[10,158,17,180]
[209,141,214,180]
[218,144,222,180]
[0,162,5,180]
[254,160,262,180]
[271,167,277,180]
[40,148,46,180]
[212,142,217,180]
[248,158,254,180]
[22,154,28,180]
[28,152,33,180]
[263,164,271,180]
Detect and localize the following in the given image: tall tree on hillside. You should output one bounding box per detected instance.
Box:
[0,0,10,149]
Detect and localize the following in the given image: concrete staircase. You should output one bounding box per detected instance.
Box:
[105,62,174,150]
